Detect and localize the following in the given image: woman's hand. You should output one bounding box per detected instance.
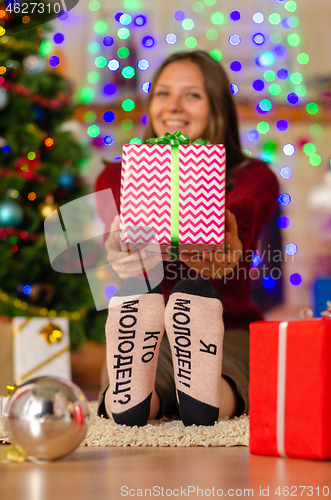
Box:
[105,215,162,280]
[179,210,243,279]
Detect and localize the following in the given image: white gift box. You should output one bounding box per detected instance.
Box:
[0,396,9,417]
[12,317,71,385]
[0,317,71,396]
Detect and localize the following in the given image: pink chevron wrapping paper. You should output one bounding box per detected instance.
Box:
[119,143,226,259]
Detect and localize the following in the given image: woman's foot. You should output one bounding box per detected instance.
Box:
[105,277,165,426]
[165,277,224,426]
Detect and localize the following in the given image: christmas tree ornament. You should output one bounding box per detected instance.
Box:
[58,172,75,189]
[0,88,9,110]
[31,104,45,123]
[4,376,90,461]
[15,151,41,172]
[6,59,20,70]
[29,282,55,305]
[22,55,46,74]
[38,195,58,219]
[0,200,23,227]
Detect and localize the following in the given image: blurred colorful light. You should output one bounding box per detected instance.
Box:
[277,68,288,80]
[210,49,222,61]
[141,81,152,93]
[122,66,135,78]
[230,11,241,21]
[229,83,239,94]
[253,33,265,45]
[137,59,149,70]
[253,12,264,23]
[287,93,299,104]
[247,130,259,142]
[103,36,114,46]
[274,45,286,57]
[280,166,292,178]
[103,111,115,123]
[53,33,64,44]
[117,47,129,58]
[278,216,290,228]
[230,61,242,72]
[107,59,120,71]
[262,276,275,289]
[252,79,264,91]
[185,37,197,48]
[255,52,274,67]
[278,193,291,205]
[287,33,300,46]
[118,28,130,39]
[285,243,298,255]
[134,15,147,26]
[119,14,131,25]
[276,120,289,132]
[142,36,154,47]
[174,11,185,21]
[165,33,177,44]
[94,20,108,34]
[49,56,60,67]
[103,135,115,146]
[103,83,117,95]
[297,53,309,65]
[289,273,302,286]
[283,144,295,156]
[211,12,224,25]
[229,34,241,45]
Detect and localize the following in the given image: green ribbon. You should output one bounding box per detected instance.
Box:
[144,131,210,260]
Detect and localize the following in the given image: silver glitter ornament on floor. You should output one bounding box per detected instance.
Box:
[4,376,90,461]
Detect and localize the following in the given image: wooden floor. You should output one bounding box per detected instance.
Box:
[1,444,331,500]
[2,305,329,500]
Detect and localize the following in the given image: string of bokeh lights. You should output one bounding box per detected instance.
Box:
[48,0,324,290]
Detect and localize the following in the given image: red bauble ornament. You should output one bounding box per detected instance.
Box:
[15,151,41,175]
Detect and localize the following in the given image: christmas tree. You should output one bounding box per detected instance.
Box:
[0,2,108,349]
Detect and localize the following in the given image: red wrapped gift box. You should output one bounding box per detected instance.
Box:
[249,318,331,460]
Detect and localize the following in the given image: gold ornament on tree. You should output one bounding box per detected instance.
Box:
[38,194,57,219]
[28,282,55,305]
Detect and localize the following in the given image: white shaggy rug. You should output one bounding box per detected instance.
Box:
[0,402,249,448]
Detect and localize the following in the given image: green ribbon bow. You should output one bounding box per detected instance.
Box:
[144,131,210,260]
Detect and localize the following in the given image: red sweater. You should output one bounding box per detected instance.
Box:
[95,159,279,330]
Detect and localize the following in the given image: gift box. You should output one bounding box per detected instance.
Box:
[119,137,226,260]
[0,316,71,395]
[0,396,9,417]
[249,318,331,460]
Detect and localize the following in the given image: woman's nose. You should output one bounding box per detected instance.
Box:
[165,94,184,112]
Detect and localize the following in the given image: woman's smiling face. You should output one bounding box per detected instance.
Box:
[149,59,210,142]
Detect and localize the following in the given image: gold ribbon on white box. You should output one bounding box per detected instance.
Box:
[12,317,71,385]
[277,321,288,458]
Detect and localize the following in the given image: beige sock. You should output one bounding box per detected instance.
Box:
[165,277,224,426]
[105,277,165,426]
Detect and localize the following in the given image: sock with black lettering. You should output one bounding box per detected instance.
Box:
[164,277,224,426]
[104,277,165,426]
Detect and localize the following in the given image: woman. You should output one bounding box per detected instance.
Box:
[95,51,279,426]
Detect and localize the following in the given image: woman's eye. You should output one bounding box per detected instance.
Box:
[155,91,169,96]
[187,93,201,98]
